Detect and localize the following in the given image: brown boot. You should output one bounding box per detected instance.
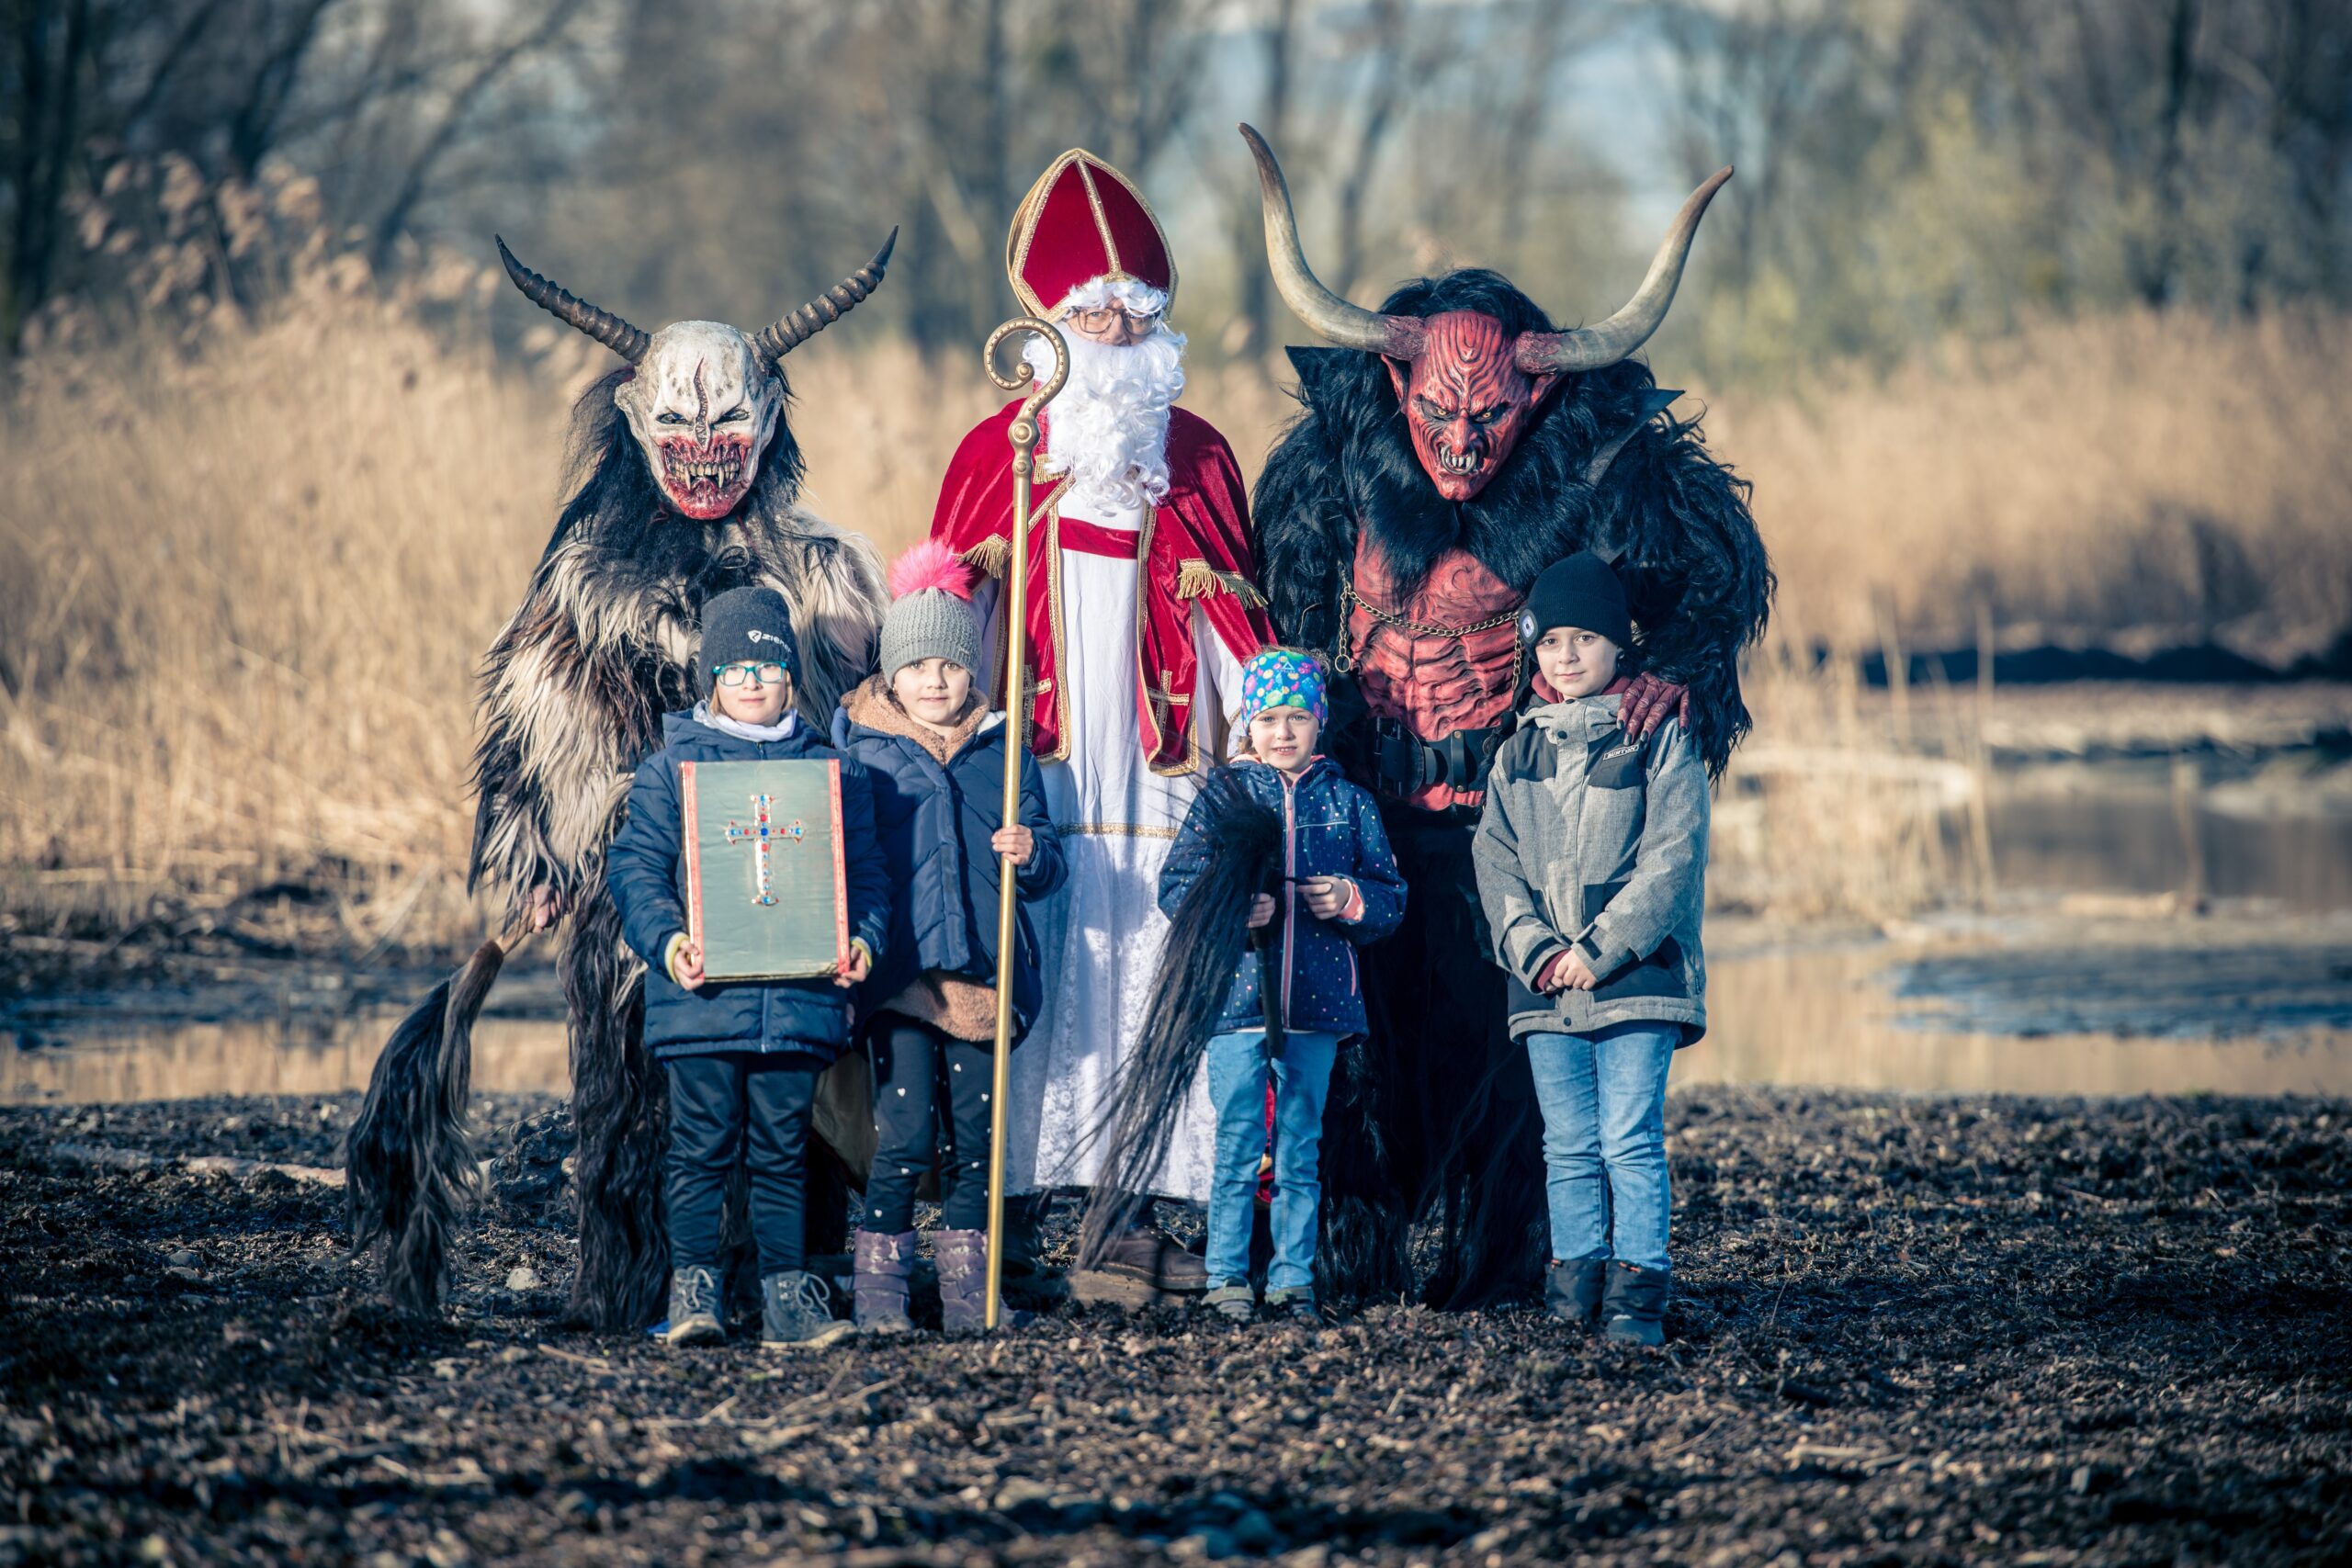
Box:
[1071,1205,1209,1307]
[1092,1226,1208,1290]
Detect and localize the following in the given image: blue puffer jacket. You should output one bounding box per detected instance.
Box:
[1159,756,1407,1039]
[830,678,1066,1043]
[606,707,891,1066]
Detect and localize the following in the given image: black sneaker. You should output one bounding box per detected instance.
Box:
[1600,1262,1668,1348]
[1545,1258,1607,1334]
[762,1270,854,1350]
[664,1264,725,1348]
[1264,1287,1320,1326]
[1205,1279,1255,1323]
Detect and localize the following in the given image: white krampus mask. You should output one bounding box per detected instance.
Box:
[497,231,895,521]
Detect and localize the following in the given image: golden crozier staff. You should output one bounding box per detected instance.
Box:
[979,316,1068,1330]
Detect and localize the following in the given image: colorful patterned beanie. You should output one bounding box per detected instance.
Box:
[1237,647,1329,728]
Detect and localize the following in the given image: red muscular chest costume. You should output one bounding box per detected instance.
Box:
[1346,533,1522,811]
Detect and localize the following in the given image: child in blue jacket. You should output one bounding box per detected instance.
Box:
[1159,648,1407,1324]
[831,541,1066,1334]
[605,586,891,1352]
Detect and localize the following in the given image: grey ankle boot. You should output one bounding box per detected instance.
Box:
[935,1228,1015,1333]
[665,1264,725,1347]
[1600,1261,1668,1348]
[1545,1258,1608,1333]
[762,1269,854,1350]
[853,1229,916,1335]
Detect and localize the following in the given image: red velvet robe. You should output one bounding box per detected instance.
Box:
[930,400,1272,772]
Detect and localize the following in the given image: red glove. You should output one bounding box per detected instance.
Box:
[1619,671,1690,740]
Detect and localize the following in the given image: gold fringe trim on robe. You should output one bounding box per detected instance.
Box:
[959,536,1012,578]
[1174,558,1268,607]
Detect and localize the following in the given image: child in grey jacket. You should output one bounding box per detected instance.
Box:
[1472,553,1709,1348]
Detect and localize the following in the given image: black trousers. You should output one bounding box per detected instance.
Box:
[1373,808,1546,1306]
[663,1052,822,1278]
[865,1014,995,1233]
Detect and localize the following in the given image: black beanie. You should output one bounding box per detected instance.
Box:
[1519,552,1631,650]
[698,586,800,695]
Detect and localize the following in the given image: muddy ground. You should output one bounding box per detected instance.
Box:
[2,1089,2346,1568]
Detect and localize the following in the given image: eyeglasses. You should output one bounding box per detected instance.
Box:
[1063,305,1162,333]
[713,661,790,687]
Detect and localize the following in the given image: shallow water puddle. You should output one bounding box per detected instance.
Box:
[2,1015,570,1104]
[1692,940,2352,1097]
[9,937,2351,1104]
[1980,763,2352,912]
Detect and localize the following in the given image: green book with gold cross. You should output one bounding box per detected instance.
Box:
[678,758,849,983]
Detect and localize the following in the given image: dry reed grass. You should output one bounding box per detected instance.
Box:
[5,273,2342,938]
[1720,307,2352,666]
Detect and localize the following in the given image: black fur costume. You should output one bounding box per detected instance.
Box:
[1251,268,1773,1308]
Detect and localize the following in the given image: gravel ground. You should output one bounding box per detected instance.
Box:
[3,1089,2347,1567]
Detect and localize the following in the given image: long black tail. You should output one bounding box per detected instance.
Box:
[346,939,503,1314]
[1078,770,1280,1267]
[565,897,670,1331]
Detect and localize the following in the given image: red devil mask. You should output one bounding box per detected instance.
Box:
[1242,125,1731,502]
[1383,312,1563,501]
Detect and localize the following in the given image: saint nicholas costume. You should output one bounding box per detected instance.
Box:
[928,152,1273,1220]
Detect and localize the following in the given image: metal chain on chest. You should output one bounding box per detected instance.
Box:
[1333,576,1525,694]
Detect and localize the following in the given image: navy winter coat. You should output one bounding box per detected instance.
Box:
[829,681,1066,1043]
[1159,756,1407,1040]
[606,709,891,1066]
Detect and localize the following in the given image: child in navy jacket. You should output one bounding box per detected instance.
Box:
[605,586,890,1353]
[830,542,1066,1334]
[1159,648,1406,1323]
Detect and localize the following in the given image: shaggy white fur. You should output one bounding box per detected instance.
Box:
[469,502,884,927]
[1023,306,1188,512]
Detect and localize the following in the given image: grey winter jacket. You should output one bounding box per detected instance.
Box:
[1472,694,1709,1044]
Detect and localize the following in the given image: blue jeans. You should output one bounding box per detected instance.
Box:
[1204,1030,1340,1293]
[1524,1022,1679,1272]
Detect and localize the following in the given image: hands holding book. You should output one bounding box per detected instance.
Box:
[663,933,706,990]
[661,932,870,991]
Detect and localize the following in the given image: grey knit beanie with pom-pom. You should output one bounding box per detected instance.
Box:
[879,539,983,680]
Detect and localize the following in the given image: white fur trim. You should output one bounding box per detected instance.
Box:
[1050,276,1172,319]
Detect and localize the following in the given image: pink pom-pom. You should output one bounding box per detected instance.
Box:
[888,538,977,603]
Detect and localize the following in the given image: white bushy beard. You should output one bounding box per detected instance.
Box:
[1023,311,1187,512]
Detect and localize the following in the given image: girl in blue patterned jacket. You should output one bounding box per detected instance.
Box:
[1159,649,1407,1323]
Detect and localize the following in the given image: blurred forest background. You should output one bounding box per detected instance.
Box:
[4,0,2350,938]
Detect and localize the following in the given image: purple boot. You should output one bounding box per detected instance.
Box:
[852,1228,915,1335]
[935,1228,1029,1333]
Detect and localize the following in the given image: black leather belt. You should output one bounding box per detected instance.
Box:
[1368,715,1508,797]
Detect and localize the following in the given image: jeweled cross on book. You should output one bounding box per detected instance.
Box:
[722,794,807,906]
[679,759,848,982]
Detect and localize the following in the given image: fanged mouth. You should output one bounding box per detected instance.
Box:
[1434,442,1486,477]
[662,447,746,493]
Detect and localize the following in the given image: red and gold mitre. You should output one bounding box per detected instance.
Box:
[1004,149,1176,317]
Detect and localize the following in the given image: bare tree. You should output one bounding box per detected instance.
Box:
[1325,0,1425,302]
[1223,0,1300,359]
[366,0,592,265]
[3,0,96,349]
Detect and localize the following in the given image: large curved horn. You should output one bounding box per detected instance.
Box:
[1516,167,1733,375]
[752,228,898,362]
[495,237,650,364]
[1239,124,1425,360]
